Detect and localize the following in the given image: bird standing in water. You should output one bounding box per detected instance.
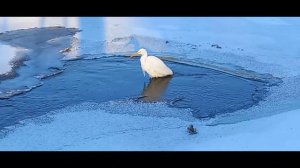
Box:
[130,48,173,78]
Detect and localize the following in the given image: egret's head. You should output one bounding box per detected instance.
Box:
[130,48,147,58]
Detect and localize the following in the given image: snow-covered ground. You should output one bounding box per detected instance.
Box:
[0,44,16,75]
[0,101,299,150]
[0,17,300,150]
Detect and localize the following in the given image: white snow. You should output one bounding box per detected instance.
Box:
[0,44,18,75]
[1,101,300,151]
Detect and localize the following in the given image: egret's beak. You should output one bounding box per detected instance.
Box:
[130,52,139,58]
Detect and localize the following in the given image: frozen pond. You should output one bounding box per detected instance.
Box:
[2,17,300,150]
[0,26,280,130]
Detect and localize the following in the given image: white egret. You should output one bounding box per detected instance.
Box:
[130,48,173,78]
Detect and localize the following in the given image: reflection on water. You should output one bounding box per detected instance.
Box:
[141,76,172,102]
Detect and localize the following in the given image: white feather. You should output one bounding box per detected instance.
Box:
[137,49,173,78]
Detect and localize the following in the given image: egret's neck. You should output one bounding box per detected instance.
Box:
[140,53,148,63]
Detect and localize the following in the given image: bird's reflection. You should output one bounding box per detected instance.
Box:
[140,76,172,102]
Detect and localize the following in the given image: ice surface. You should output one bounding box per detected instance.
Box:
[0,101,193,150]
[1,100,300,150]
[0,27,79,99]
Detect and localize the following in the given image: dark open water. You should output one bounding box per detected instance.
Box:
[0,55,270,129]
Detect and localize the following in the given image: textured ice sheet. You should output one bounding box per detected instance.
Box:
[1,100,300,150]
[0,101,194,150]
[0,27,79,99]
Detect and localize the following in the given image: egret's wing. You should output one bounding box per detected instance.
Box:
[147,56,173,76]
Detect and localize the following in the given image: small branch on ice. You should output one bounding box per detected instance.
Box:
[187,124,197,135]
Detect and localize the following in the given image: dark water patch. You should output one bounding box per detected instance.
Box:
[0,55,278,130]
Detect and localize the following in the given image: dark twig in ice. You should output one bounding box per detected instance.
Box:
[187,124,197,135]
